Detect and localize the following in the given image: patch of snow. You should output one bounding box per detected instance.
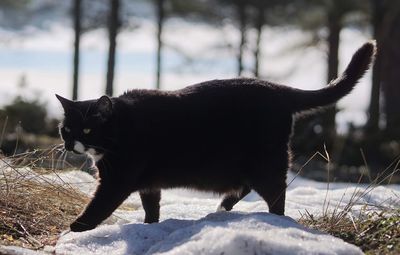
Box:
[42,169,97,195]
[0,245,45,255]
[47,170,398,254]
[56,212,362,255]
[2,166,398,254]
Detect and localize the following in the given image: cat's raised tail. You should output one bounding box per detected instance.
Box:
[290,41,376,113]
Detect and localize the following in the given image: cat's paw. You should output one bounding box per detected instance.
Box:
[216,204,227,212]
[144,216,159,224]
[70,220,96,232]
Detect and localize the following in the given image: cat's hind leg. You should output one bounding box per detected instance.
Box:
[217,185,251,211]
[140,189,161,223]
[250,153,288,215]
[251,167,287,215]
[252,181,286,215]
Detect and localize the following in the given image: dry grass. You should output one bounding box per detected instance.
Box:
[295,150,400,254]
[300,208,400,254]
[0,147,90,249]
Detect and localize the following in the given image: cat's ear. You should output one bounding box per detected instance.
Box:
[96,95,113,119]
[56,94,73,110]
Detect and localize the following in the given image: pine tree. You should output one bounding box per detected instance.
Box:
[105,0,121,96]
[72,0,82,100]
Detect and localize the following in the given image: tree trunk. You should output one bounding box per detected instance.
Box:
[321,9,342,144]
[105,0,120,96]
[237,1,247,76]
[254,5,265,78]
[155,0,165,90]
[381,2,400,139]
[72,0,81,100]
[327,14,340,83]
[366,0,384,133]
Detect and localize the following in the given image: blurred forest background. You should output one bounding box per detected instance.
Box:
[0,0,399,183]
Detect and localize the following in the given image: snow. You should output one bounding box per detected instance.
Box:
[1,164,399,254]
[0,245,46,255]
[47,170,398,255]
[56,212,362,255]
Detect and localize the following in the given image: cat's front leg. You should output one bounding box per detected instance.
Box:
[70,181,132,232]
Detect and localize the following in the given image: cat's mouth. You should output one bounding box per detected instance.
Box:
[71,141,104,162]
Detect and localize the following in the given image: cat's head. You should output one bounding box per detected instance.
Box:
[56,94,113,161]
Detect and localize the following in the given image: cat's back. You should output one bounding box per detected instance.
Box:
[176,78,281,97]
[121,78,285,102]
[175,78,290,112]
[118,78,291,117]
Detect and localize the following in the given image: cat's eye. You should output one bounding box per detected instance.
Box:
[83,128,91,134]
[64,127,71,133]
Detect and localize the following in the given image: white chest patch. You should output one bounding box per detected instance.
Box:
[87,148,104,162]
[73,141,86,154]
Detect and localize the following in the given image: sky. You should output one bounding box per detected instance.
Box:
[0,18,372,131]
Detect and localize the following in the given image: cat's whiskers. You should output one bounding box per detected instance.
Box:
[55,149,66,170]
[49,143,64,153]
[54,149,61,169]
[63,150,68,168]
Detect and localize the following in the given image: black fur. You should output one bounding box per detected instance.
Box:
[56,42,376,232]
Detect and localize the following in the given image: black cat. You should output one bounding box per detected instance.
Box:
[56,42,375,232]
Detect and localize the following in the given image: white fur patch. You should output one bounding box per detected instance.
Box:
[87,148,104,162]
[73,141,85,153]
[216,204,227,212]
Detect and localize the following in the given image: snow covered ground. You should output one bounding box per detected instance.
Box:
[1,162,399,254]
[3,169,392,255]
